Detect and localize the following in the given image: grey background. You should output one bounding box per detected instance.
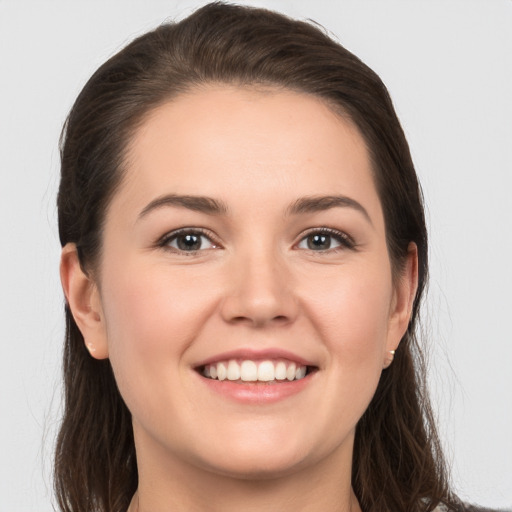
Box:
[0,1,511,510]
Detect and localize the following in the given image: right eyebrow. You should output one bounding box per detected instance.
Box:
[137,194,229,220]
[287,194,373,226]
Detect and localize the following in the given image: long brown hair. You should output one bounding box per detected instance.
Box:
[55,3,458,511]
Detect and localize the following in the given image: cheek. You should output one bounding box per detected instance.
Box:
[300,258,393,364]
[287,260,394,454]
[98,260,219,389]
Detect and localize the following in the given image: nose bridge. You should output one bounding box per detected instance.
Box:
[221,239,297,326]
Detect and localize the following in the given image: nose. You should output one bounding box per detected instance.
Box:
[220,250,299,328]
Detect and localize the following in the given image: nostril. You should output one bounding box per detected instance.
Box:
[271,315,293,326]
[230,316,252,324]
[227,314,290,327]
[219,283,299,327]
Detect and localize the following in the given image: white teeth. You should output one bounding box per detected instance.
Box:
[286,362,296,381]
[275,361,287,380]
[217,362,227,381]
[227,360,240,381]
[257,360,275,381]
[295,366,306,380]
[204,359,309,383]
[240,360,258,381]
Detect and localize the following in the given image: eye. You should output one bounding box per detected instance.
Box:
[296,229,355,252]
[160,229,219,253]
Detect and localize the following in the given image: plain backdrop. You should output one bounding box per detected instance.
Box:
[0,1,511,510]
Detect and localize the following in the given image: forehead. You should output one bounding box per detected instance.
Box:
[115,85,382,223]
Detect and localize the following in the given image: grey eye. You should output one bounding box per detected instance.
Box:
[165,231,216,252]
[307,234,332,250]
[298,232,342,251]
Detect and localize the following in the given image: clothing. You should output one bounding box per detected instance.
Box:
[438,504,510,512]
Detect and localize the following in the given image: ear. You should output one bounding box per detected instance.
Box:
[60,243,109,359]
[384,242,419,368]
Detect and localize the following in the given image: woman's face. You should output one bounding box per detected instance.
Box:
[75,86,415,479]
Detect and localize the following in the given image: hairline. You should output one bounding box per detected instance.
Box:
[92,81,400,281]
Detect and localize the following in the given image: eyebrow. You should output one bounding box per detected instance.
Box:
[138,193,372,225]
[287,195,372,225]
[138,194,229,219]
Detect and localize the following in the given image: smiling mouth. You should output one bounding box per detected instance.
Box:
[197,359,317,384]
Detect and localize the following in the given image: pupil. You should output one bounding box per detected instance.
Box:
[308,234,330,250]
[178,234,201,251]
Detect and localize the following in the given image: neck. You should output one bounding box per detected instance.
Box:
[129,480,361,512]
[130,432,362,512]
[130,490,360,512]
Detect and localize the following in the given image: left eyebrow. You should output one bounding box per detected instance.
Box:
[287,195,373,226]
[137,194,229,220]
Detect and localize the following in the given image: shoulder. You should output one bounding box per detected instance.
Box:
[463,505,511,512]
[435,504,510,512]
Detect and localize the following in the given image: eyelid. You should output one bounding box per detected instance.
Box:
[157,227,222,253]
[156,226,355,254]
[295,227,356,251]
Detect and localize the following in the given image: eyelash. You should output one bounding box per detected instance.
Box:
[158,228,221,255]
[157,227,356,255]
[296,228,356,253]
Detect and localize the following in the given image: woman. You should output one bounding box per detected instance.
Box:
[55,3,474,511]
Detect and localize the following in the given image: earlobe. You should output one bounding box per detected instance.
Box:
[60,243,109,359]
[384,242,419,367]
[382,350,395,369]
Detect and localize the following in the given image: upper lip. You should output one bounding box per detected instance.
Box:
[193,348,317,369]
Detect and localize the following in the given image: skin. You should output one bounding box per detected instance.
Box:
[61,86,418,512]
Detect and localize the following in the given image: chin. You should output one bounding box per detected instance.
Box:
[189,426,333,481]
[198,452,310,481]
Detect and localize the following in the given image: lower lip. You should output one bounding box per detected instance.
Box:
[197,373,315,404]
